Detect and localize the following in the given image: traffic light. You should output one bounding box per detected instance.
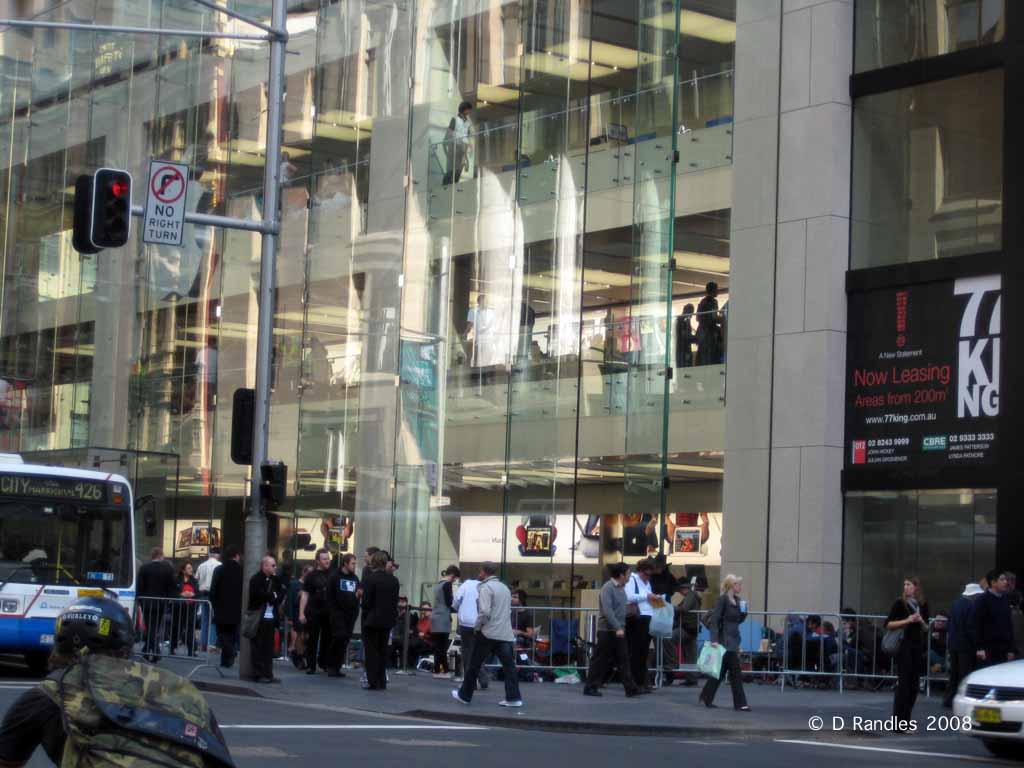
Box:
[91,168,132,248]
[72,168,132,253]
[260,461,287,511]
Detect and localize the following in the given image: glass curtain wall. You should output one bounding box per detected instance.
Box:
[0,0,734,601]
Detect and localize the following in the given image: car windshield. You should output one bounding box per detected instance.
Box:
[0,500,132,587]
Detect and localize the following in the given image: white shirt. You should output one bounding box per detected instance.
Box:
[453,579,481,629]
[626,573,654,617]
[195,557,221,592]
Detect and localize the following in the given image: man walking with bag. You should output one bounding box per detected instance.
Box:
[584,563,640,697]
[452,563,523,707]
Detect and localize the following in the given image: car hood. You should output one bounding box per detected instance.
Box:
[964,659,1024,687]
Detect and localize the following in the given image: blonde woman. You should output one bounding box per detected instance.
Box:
[699,574,750,711]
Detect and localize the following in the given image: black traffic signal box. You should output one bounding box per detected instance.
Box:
[72,169,132,253]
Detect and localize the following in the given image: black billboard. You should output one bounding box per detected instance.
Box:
[845,275,1001,474]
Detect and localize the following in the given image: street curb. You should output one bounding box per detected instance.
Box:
[398,709,818,738]
[194,680,265,698]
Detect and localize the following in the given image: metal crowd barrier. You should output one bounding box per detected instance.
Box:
[133,596,224,678]
[282,601,953,696]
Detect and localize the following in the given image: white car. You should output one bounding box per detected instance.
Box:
[954,658,1024,759]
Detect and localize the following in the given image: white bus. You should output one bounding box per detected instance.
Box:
[0,455,136,674]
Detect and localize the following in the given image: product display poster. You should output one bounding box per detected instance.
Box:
[845,275,1000,474]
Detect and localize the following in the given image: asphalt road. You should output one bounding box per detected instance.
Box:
[0,662,1016,768]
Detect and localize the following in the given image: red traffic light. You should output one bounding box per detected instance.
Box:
[110,179,129,198]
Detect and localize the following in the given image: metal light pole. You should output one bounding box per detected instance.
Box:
[239,0,288,682]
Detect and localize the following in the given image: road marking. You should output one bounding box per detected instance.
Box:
[0,684,33,689]
[374,739,479,747]
[775,739,1001,763]
[220,725,488,731]
[228,747,295,758]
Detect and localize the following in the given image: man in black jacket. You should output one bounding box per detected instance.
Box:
[136,547,178,662]
[299,548,335,675]
[361,551,400,690]
[210,547,243,668]
[247,554,285,683]
[327,553,360,677]
[976,569,1017,668]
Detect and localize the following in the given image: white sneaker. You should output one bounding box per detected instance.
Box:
[498,700,523,707]
[452,689,470,705]
[433,672,451,679]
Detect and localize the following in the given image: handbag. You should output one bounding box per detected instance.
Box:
[241,608,263,640]
[697,641,725,678]
[881,627,904,656]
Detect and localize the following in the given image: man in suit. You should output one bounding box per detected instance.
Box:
[360,551,400,690]
[136,547,178,662]
[210,547,243,668]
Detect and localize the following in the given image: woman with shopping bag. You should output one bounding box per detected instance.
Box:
[698,574,751,711]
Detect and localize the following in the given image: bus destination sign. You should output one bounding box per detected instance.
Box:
[0,473,108,503]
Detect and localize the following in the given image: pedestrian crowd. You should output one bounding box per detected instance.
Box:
[134,541,1023,718]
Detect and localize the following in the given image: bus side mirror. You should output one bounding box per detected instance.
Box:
[135,495,157,537]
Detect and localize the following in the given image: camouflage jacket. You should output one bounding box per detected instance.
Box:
[40,654,234,768]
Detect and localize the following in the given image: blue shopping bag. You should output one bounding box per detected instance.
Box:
[697,641,725,679]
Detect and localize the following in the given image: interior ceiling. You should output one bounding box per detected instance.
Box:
[441,451,724,491]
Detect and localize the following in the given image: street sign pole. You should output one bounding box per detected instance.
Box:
[239,0,287,682]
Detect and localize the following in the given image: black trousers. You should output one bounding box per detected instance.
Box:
[625,616,652,687]
[171,603,197,656]
[216,623,239,668]
[431,632,451,673]
[944,650,976,706]
[585,630,638,693]
[139,599,166,658]
[893,646,923,721]
[458,627,489,684]
[252,619,276,679]
[701,649,747,708]
[363,627,390,689]
[458,635,521,704]
[329,633,351,672]
[305,613,333,671]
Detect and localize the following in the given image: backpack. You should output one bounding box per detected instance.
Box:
[41,654,234,768]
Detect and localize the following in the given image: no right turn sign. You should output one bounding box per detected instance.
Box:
[143,159,189,246]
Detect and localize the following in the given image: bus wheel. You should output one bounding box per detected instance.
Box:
[24,651,49,677]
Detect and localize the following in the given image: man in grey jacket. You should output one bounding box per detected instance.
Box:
[584,563,641,697]
[452,563,523,707]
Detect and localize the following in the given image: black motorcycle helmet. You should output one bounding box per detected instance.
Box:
[55,597,135,656]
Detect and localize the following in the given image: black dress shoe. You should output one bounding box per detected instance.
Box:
[583,688,602,697]
[306,668,318,675]
[625,689,642,698]
[327,670,345,678]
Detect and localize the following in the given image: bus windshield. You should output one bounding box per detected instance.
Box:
[0,499,132,587]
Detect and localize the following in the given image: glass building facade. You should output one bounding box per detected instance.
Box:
[0,0,736,605]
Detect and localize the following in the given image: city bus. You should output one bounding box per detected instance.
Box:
[0,455,136,674]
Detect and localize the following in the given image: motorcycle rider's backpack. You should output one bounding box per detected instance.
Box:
[40,653,234,768]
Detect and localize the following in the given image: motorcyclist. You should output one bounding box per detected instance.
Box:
[0,596,234,767]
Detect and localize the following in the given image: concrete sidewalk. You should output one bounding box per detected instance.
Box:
[161,655,945,737]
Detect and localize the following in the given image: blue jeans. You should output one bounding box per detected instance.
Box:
[199,600,218,650]
[458,636,521,704]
